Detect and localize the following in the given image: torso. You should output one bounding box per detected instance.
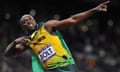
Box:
[28,24,75,70]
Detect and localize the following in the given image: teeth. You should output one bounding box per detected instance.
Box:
[30,24,33,26]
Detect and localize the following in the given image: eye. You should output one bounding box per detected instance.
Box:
[29,17,33,21]
[24,19,28,22]
[29,18,31,20]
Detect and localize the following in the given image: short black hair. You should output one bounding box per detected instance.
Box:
[19,14,33,25]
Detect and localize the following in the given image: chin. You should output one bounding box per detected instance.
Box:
[28,28,35,31]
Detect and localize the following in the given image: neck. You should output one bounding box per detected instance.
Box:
[25,24,38,35]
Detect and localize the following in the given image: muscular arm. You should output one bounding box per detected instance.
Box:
[4,36,28,56]
[45,1,110,30]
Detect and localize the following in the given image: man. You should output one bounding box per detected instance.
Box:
[4,1,110,72]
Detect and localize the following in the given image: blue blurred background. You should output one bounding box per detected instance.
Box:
[0,0,120,72]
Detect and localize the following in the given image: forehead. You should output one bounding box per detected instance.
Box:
[23,15,33,20]
[20,15,34,25]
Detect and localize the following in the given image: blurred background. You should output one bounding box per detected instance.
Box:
[0,0,120,72]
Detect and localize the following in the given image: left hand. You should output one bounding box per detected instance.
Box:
[94,0,110,12]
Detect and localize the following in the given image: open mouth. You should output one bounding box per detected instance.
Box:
[30,24,33,27]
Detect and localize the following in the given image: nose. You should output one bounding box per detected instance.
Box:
[25,20,31,25]
[27,21,31,24]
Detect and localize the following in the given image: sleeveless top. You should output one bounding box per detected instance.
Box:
[28,24,75,70]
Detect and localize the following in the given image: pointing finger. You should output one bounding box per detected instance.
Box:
[102,0,110,5]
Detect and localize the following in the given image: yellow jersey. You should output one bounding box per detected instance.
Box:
[28,24,75,70]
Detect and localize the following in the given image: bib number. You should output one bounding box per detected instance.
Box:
[38,45,56,62]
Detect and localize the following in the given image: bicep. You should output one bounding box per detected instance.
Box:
[45,18,77,30]
[4,42,27,56]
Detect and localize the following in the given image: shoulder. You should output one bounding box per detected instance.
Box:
[46,20,59,24]
[43,20,60,32]
[45,20,59,27]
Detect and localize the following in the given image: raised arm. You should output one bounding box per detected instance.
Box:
[45,0,110,30]
[4,36,28,56]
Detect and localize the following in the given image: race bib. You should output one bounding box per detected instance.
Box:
[38,45,56,62]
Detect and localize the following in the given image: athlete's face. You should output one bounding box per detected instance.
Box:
[22,16,36,31]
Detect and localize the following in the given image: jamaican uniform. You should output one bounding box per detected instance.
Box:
[28,23,79,72]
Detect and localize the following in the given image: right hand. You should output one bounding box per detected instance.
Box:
[15,44,25,49]
[15,36,28,46]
